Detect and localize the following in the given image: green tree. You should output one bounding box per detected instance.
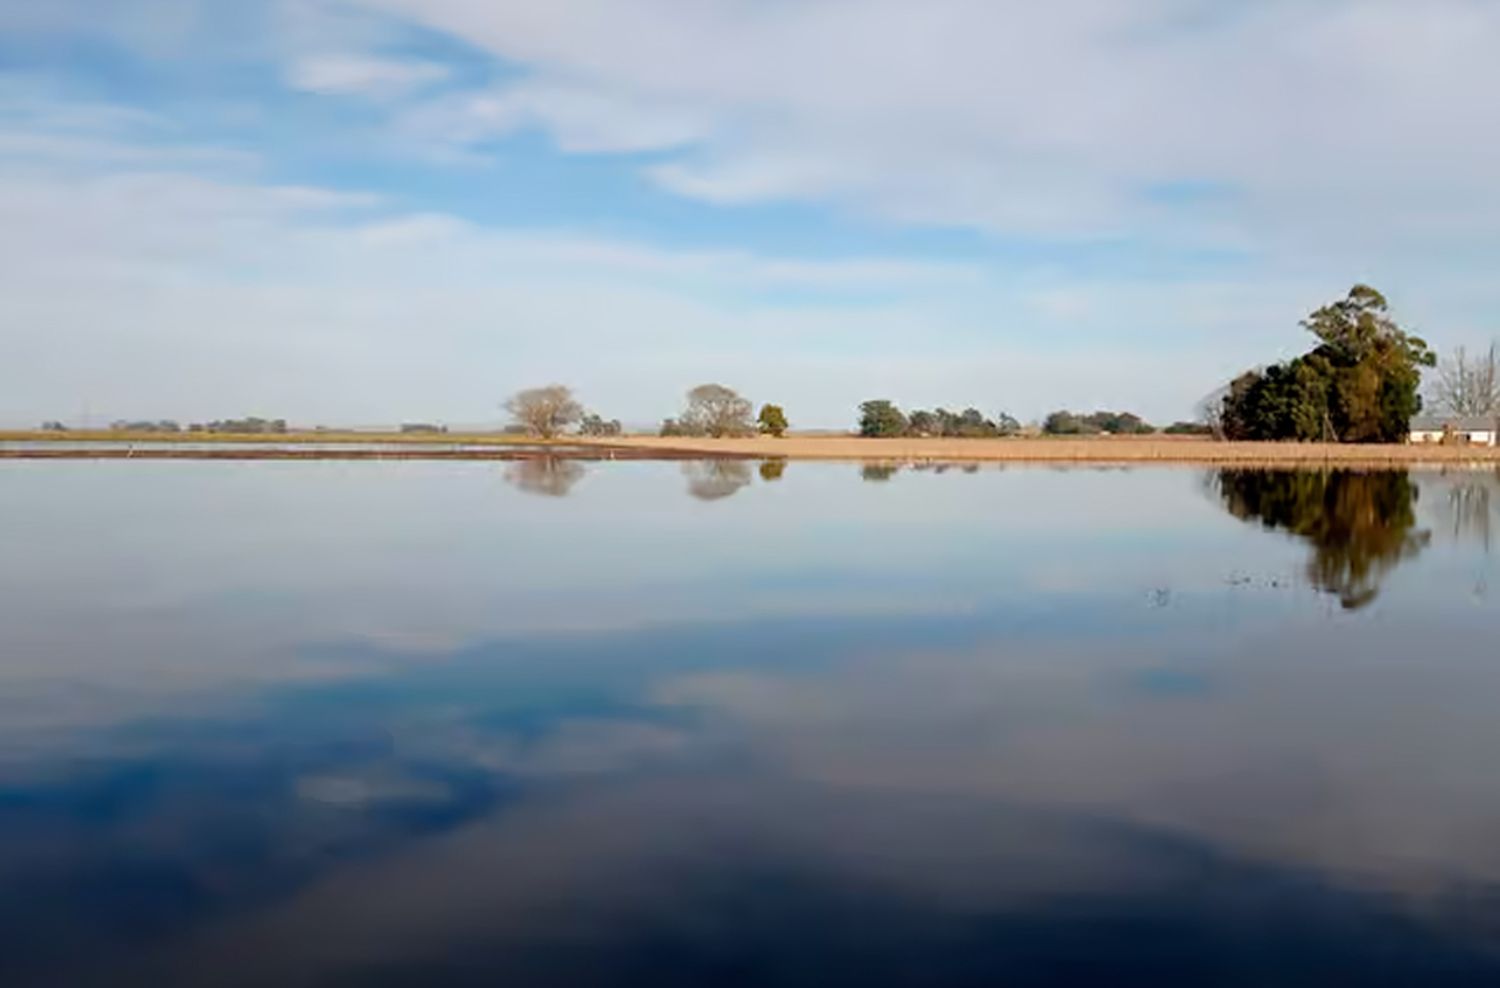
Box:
[578,412,623,437]
[858,400,908,437]
[1043,410,1095,435]
[906,409,939,436]
[757,403,788,437]
[1221,286,1434,443]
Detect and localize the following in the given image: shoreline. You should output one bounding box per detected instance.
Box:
[3,431,1500,466]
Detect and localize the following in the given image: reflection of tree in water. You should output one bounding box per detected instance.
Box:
[1216,469,1430,610]
[759,459,787,482]
[683,460,753,501]
[1432,469,1500,552]
[861,464,900,482]
[504,457,587,498]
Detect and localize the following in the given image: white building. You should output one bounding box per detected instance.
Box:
[1409,415,1499,446]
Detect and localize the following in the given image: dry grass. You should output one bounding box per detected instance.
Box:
[603,434,1500,466]
[6,429,1500,465]
[0,429,539,445]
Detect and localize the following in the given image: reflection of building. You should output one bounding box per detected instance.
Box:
[1409,416,1498,446]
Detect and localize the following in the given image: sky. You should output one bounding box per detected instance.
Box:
[2,0,1500,429]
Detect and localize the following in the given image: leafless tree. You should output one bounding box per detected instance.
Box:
[505,385,583,439]
[680,384,755,438]
[504,457,587,497]
[683,460,752,501]
[1432,344,1500,417]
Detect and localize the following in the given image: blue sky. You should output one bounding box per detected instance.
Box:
[3,0,1499,428]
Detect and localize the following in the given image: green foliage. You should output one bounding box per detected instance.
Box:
[861,402,1019,438]
[759,459,787,481]
[191,417,286,434]
[757,404,788,437]
[111,419,182,433]
[1220,286,1434,442]
[858,400,908,437]
[1042,410,1154,435]
[1163,421,1213,435]
[578,413,623,437]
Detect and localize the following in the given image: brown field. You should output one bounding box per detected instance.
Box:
[0,429,537,445]
[610,434,1500,466]
[5,429,1500,465]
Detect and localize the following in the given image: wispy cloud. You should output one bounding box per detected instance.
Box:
[289,53,450,99]
[336,0,1500,257]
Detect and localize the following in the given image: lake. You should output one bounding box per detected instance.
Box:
[1,460,1498,986]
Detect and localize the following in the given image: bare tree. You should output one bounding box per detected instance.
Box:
[1433,344,1500,417]
[505,385,583,439]
[505,457,587,497]
[682,460,753,500]
[681,384,755,438]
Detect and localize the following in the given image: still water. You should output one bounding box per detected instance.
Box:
[1,460,1498,986]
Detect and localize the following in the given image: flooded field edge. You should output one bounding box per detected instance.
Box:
[5,433,1500,466]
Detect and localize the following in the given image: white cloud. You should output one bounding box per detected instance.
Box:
[0,125,1250,428]
[396,79,709,154]
[336,0,1500,258]
[3,72,1495,430]
[290,53,450,98]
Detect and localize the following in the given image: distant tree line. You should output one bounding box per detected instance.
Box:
[857,401,1020,438]
[111,419,183,433]
[400,423,449,434]
[503,383,779,440]
[192,417,289,434]
[579,413,623,437]
[91,417,291,434]
[1041,410,1155,435]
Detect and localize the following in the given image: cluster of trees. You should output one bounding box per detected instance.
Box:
[1218,286,1434,443]
[194,417,289,434]
[400,423,449,435]
[111,419,183,433]
[660,384,754,437]
[504,384,781,440]
[857,401,1020,438]
[578,413,623,437]
[661,384,768,438]
[102,417,291,434]
[1041,410,1154,435]
[658,386,788,438]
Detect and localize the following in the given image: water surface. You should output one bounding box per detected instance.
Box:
[1,461,1498,986]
